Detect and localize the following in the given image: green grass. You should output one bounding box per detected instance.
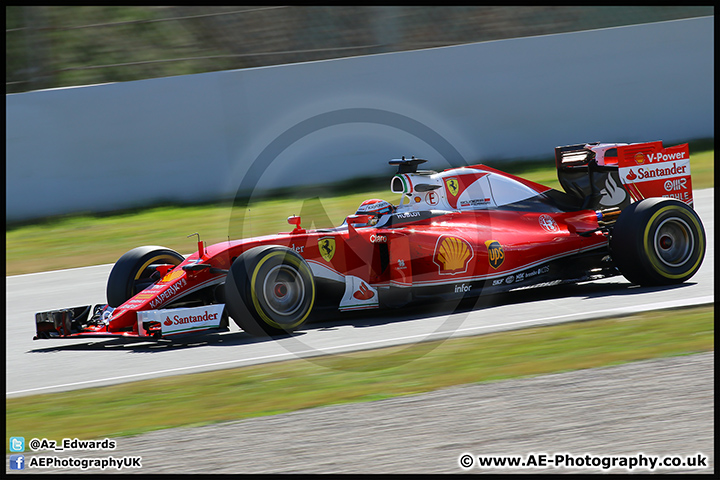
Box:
[6,305,713,448]
[5,145,713,276]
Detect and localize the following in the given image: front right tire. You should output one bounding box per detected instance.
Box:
[225,245,315,336]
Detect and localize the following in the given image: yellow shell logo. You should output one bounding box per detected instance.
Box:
[634,152,646,165]
[161,268,185,283]
[433,236,473,275]
[445,177,460,197]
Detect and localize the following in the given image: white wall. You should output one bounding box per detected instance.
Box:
[6,17,713,221]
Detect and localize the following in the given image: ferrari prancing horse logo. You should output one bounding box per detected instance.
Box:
[445,177,459,197]
[318,237,335,262]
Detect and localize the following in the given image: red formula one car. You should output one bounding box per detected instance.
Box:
[34,141,706,339]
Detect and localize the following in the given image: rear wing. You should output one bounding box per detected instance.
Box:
[616,142,693,207]
[555,141,694,209]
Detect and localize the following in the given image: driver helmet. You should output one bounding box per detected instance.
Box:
[355,199,395,224]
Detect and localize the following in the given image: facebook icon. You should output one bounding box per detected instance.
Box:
[10,455,25,470]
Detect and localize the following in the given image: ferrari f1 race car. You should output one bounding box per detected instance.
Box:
[34,140,706,340]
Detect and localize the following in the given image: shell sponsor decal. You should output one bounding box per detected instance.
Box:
[634,152,646,165]
[485,240,505,269]
[445,177,460,197]
[318,237,336,262]
[160,268,185,283]
[433,235,474,275]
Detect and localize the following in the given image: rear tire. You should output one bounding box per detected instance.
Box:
[106,246,185,307]
[225,245,315,336]
[610,198,705,286]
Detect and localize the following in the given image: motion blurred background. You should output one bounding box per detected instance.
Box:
[6,6,713,94]
[5,6,713,224]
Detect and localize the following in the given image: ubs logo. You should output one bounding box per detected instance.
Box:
[485,240,505,269]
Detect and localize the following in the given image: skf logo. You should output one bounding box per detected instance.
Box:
[318,237,335,262]
[433,235,474,275]
[445,177,459,197]
[485,240,505,269]
[634,152,646,165]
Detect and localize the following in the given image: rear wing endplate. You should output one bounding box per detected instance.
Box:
[616,142,693,207]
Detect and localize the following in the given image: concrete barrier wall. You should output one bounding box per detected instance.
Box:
[6,17,713,221]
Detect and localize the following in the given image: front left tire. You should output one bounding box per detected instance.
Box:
[106,246,185,307]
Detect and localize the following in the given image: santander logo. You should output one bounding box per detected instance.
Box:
[164,310,219,326]
[353,282,375,300]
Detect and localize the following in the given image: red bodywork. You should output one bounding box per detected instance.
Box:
[37,161,613,340]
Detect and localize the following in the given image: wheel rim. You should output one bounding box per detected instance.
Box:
[262,264,305,318]
[653,217,693,267]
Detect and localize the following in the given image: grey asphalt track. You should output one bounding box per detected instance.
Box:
[5,189,713,398]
